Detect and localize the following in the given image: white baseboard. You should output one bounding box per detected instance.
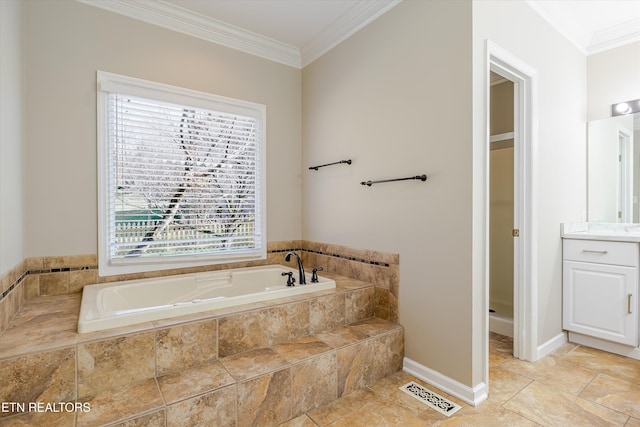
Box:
[568,332,640,360]
[536,332,567,360]
[402,357,487,407]
[489,314,513,338]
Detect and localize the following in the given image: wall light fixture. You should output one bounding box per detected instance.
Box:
[612,99,640,116]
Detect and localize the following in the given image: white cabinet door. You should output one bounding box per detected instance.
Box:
[563,260,638,346]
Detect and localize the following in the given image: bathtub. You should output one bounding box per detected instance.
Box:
[78,265,335,333]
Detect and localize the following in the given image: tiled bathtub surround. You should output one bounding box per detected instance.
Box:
[0,276,403,426]
[301,241,399,323]
[0,260,27,335]
[2,240,398,326]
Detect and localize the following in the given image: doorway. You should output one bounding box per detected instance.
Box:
[489,72,515,341]
[486,41,538,366]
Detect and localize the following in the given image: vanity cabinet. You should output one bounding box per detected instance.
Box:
[563,239,639,346]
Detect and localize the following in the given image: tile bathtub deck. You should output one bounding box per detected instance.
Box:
[3,288,640,426]
[289,333,640,426]
[0,275,405,426]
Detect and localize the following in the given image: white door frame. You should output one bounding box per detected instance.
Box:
[485,41,538,365]
[618,126,633,222]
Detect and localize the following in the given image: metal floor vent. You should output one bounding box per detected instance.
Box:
[399,381,462,417]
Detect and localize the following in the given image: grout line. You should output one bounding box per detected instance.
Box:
[576,371,600,397]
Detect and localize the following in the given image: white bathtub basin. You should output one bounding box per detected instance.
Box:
[78,265,335,333]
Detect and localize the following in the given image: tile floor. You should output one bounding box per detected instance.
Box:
[285,333,640,426]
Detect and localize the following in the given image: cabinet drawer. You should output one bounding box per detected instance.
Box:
[563,239,638,267]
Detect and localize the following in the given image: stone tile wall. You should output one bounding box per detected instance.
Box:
[0,281,403,426]
[0,260,26,335]
[0,240,399,335]
[300,241,399,323]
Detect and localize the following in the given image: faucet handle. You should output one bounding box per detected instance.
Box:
[311,267,324,283]
[281,271,295,286]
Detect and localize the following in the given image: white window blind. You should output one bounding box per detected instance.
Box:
[97,72,266,275]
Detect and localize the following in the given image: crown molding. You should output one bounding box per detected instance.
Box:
[78,0,400,69]
[77,0,301,68]
[301,0,402,68]
[526,0,640,56]
[587,18,640,55]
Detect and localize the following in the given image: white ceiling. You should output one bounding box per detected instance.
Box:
[80,0,400,68]
[81,0,640,67]
[164,0,364,48]
[526,0,640,54]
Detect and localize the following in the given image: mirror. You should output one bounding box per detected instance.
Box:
[588,114,640,222]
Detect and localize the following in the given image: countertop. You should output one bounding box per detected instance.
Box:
[562,222,640,242]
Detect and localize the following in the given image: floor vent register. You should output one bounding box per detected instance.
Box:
[399,381,462,417]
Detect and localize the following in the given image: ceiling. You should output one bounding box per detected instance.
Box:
[526,0,640,54]
[163,0,369,48]
[81,0,640,67]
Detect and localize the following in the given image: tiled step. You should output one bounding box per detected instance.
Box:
[0,276,403,427]
[75,318,403,426]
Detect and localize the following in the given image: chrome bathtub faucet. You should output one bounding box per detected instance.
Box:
[284,251,306,285]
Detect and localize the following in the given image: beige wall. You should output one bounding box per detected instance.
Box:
[473,0,587,379]
[303,0,474,385]
[23,0,302,257]
[0,0,25,275]
[588,42,640,121]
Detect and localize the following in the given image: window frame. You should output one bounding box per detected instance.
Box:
[97,71,267,276]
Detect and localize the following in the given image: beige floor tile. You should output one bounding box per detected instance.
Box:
[580,372,640,419]
[504,381,629,426]
[0,411,75,427]
[311,334,640,426]
[626,417,640,427]
[488,332,514,367]
[500,354,598,395]
[418,404,539,426]
[547,342,579,360]
[110,410,165,427]
[561,345,640,384]
[487,366,532,405]
[307,387,377,426]
[279,414,319,427]
[324,398,426,427]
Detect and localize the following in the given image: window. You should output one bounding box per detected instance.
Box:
[97,71,266,276]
